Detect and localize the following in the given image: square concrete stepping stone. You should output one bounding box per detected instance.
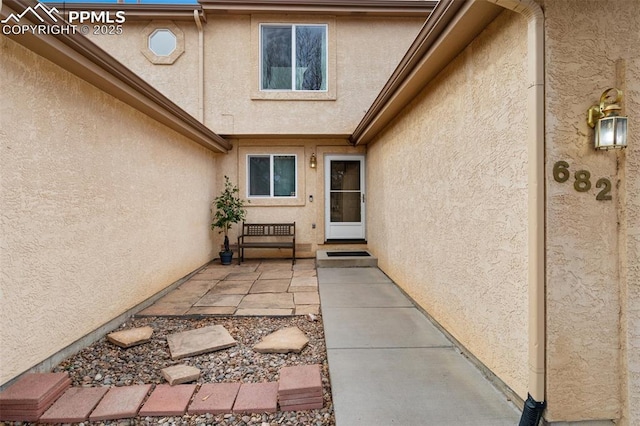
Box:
[250,279,291,294]
[237,293,294,309]
[188,383,241,414]
[293,292,319,305]
[254,327,309,354]
[139,384,196,416]
[194,294,244,307]
[89,384,152,421]
[161,364,201,385]
[278,364,322,397]
[232,382,278,414]
[167,325,237,360]
[0,372,71,421]
[235,308,293,316]
[39,387,108,423]
[107,326,153,348]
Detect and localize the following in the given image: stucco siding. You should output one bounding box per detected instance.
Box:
[0,36,219,386]
[544,0,640,422]
[366,11,529,399]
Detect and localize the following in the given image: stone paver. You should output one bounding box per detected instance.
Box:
[167,325,237,360]
[161,364,201,385]
[89,385,152,421]
[137,302,191,316]
[293,292,319,305]
[237,293,294,309]
[250,279,291,294]
[278,365,322,396]
[232,382,279,414]
[289,276,318,292]
[293,270,317,278]
[235,308,293,316]
[210,280,254,294]
[253,327,309,354]
[295,305,320,315]
[107,326,153,348]
[0,372,71,421]
[39,387,108,423]
[139,384,196,417]
[192,270,229,280]
[188,383,241,415]
[187,306,237,315]
[259,270,293,280]
[225,272,261,281]
[194,294,244,307]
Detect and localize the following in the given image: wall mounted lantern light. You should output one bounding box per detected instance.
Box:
[587,87,628,150]
[310,153,317,168]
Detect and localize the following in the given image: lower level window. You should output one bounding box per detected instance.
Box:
[248,155,297,197]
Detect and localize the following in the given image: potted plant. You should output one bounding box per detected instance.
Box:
[211,176,248,265]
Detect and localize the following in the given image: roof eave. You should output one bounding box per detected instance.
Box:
[2,0,230,153]
[350,0,503,145]
[199,0,437,16]
[45,3,205,21]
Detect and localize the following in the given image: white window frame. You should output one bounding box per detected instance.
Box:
[259,23,328,92]
[247,154,298,198]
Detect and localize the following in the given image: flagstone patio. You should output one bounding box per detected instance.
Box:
[137,258,318,317]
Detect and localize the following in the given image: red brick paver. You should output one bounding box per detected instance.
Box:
[139,384,196,417]
[188,383,241,415]
[39,387,108,423]
[89,384,152,421]
[232,382,279,414]
[0,373,71,421]
[278,364,322,396]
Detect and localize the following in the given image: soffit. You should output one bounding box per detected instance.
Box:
[351,0,504,145]
[46,3,205,21]
[1,0,230,153]
[199,0,437,17]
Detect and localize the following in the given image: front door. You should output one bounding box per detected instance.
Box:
[325,155,365,240]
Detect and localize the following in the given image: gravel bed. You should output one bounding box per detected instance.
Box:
[10,315,335,426]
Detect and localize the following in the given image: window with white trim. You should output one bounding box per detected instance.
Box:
[248,155,297,197]
[260,24,327,91]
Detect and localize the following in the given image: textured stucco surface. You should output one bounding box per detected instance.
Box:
[0,36,219,386]
[366,11,529,399]
[544,0,640,423]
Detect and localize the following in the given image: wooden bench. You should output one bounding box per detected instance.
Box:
[237,222,296,265]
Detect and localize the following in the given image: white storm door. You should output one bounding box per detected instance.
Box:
[325,155,365,240]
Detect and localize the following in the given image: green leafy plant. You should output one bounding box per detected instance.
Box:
[211,176,248,253]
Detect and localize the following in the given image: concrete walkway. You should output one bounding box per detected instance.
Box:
[318,267,520,425]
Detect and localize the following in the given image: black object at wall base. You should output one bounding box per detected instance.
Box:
[519,393,546,426]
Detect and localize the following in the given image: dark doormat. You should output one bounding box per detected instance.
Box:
[326,251,371,257]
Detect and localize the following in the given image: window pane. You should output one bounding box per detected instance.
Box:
[249,156,271,196]
[274,156,296,196]
[330,161,360,191]
[330,193,361,222]
[296,26,326,90]
[262,26,292,90]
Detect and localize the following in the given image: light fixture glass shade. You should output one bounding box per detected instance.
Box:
[595,115,627,150]
[310,153,317,168]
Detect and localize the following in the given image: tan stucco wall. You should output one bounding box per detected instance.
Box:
[215,138,363,257]
[88,15,422,135]
[366,11,529,399]
[544,0,640,423]
[0,36,219,386]
[87,21,200,118]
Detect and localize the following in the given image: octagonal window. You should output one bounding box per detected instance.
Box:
[148,29,176,57]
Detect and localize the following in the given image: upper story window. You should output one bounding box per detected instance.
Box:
[148,29,177,57]
[248,154,297,197]
[260,24,327,92]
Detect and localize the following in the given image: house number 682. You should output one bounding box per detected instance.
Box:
[553,161,612,201]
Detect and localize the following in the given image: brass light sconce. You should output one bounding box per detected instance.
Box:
[587,87,628,150]
[310,153,317,168]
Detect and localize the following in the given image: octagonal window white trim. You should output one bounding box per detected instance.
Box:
[141,21,184,65]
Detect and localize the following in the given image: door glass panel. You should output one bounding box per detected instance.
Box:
[330,193,361,222]
[330,161,360,190]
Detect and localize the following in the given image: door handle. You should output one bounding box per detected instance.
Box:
[362,193,365,203]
